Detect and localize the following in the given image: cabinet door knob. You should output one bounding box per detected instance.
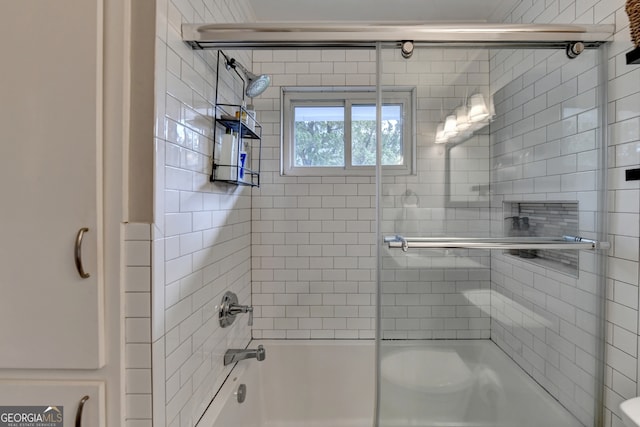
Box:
[75,395,90,427]
[74,228,90,279]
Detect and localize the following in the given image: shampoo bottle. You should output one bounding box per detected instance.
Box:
[239,140,250,182]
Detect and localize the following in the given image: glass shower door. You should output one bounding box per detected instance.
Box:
[377,45,607,427]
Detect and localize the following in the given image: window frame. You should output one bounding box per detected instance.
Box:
[281,86,416,176]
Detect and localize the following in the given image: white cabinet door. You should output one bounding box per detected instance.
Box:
[0,0,104,368]
[0,380,105,427]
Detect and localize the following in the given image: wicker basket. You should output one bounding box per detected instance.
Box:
[628,0,640,47]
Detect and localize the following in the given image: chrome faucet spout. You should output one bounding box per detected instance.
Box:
[224,345,266,366]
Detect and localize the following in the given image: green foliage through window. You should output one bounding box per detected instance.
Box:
[293,104,403,167]
[283,88,414,175]
[294,106,345,167]
[351,105,403,166]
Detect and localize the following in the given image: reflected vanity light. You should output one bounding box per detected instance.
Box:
[443,114,458,138]
[434,123,447,144]
[455,105,471,132]
[433,93,493,145]
[468,93,490,123]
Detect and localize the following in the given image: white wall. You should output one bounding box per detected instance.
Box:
[151,0,256,426]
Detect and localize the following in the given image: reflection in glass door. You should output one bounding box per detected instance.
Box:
[377,45,607,427]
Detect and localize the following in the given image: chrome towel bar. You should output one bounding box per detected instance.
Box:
[384,235,610,252]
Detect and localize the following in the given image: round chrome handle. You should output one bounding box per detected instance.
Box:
[74,228,90,279]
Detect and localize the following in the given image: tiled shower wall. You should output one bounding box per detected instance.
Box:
[250,48,493,339]
[125,223,153,427]
[378,49,493,340]
[151,0,255,426]
[250,49,378,339]
[500,1,640,426]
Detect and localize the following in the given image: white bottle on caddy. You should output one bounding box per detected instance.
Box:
[238,140,250,182]
[217,128,238,181]
[238,149,247,182]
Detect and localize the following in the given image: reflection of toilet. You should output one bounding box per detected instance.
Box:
[381,348,474,420]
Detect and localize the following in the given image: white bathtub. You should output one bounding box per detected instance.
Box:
[197,340,375,427]
[197,340,583,427]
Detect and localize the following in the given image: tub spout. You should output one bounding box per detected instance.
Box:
[224,345,266,366]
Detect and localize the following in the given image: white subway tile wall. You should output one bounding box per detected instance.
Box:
[488,46,602,425]
[379,49,493,340]
[125,223,153,427]
[250,48,493,339]
[502,1,640,426]
[153,0,256,426]
[251,49,377,339]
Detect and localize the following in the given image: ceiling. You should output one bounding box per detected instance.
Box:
[247,0,521,23]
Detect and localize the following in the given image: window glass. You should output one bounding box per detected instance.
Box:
[282,87,414,176]
[293,106,345,167]
[351,104,403,166]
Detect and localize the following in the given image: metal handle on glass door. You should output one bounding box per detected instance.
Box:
[384,235,611,251]
[75,395,89,427]
[74,228,90,279]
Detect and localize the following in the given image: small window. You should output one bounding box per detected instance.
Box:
[282,87,415,176]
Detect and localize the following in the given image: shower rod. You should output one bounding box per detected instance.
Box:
[384,235,611,251]
[182,23,614,50]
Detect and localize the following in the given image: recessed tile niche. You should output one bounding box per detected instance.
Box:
[503,201,579,277]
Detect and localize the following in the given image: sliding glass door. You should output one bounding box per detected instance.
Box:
[376,45,607,427]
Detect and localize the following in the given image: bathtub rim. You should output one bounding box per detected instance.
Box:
[196,360,253,426]
[253,338,376,347]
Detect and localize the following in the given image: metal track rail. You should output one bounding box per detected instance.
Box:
[384,235,610,252]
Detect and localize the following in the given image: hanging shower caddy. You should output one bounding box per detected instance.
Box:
[211,50,262,187]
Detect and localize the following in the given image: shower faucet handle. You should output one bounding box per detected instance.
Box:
[219,291,254,328]
[230,304,253,326]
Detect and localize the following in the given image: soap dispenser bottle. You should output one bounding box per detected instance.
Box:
[506,216,521,256]
[519,217,537,258]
